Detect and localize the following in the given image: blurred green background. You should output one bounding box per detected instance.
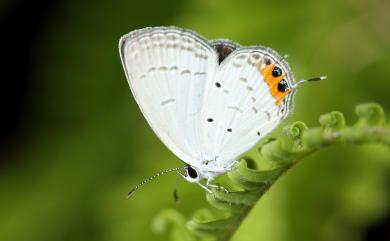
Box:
[1,0,389,241]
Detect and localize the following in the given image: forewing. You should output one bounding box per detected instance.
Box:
[199,48,293,165]
[119,27,218,165]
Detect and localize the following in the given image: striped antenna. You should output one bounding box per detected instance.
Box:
[127,167,184,199]
[293,75,327,88]
[307,76,327,82]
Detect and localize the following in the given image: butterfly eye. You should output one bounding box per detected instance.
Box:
[277,79,289,92]
[272,66,282,77]
[185,165,198,179]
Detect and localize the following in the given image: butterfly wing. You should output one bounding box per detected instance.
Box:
[199,47,295,166]
[119,27,218,166]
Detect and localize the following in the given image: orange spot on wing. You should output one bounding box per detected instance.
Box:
[261,64,277,86]
[275,90,290,105]
[259,64,290,106]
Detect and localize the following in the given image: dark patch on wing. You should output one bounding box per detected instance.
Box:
[211,40,240,64]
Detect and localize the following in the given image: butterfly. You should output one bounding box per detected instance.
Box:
[119,26,325,196]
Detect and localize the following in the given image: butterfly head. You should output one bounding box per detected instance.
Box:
[184,164,202,183]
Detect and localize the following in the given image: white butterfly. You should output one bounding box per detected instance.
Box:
[119,26,324,194]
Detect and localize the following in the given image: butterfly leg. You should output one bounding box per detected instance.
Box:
[197,182,213,194]
[178,172,213,193]
[206,177,229,193]
[225,160,239,171]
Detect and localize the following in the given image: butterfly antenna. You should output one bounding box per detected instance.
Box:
[127,167,184,199]
[293,75,327,88]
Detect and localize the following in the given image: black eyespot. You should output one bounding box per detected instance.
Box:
[277,79,289,92]
[207,118,213,122]
[215,82,221,88]
[185,165,198,179]
[272,66,282,77]
[227,128,232,132]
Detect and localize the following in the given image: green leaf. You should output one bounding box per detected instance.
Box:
[154,103,390,241]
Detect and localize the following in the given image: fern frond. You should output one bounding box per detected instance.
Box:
[153,103,389,241]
